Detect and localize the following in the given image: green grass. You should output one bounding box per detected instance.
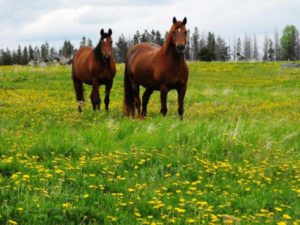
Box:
[0,62,300,224]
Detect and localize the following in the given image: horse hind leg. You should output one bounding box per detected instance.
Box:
[131,81,141,118]
[142,88,153,119]
[72,76,84,112]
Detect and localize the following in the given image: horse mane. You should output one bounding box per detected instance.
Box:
[93,32,111,62]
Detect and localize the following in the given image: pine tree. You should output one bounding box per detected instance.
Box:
[33,46,41,62]
[87,39,93,47]
[60,40,74,58]
[17,45,22,64]
[263,35,269,61]
[133,30,141,45]
[215,36,229,61]
[233,38,237,61]
[80,36,86,47]
[243,34,251,59]
[268,39,275,61]
[41,42,49,61]
[191,27,200,60]
[2,48,12,65]
[274,30,280,61]
[115,34,128,62]
[236,38,241,59]
[253,34,259,60]
[22,46,29,65]
[155,30,164,46]
[28,45,34,61]
[141,30,150,42]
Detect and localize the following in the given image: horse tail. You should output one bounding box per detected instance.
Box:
[123,62,134,117]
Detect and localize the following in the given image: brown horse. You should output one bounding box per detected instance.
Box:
[124,17,189,119]
[72,29,116,112]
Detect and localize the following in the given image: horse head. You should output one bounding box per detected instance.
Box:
[171,17,188,54]
[99,28,113,62]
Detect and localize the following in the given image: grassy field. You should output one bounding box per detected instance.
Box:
[0,62,300,225]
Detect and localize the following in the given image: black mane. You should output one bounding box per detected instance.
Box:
[93,32,111,62]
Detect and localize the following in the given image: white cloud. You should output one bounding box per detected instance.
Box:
[0,0,299,49]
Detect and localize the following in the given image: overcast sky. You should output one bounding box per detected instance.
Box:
[0,0,299,50]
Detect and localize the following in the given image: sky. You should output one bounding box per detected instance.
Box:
[0,0,299,50]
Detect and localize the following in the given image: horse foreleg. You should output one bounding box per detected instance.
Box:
[132,82,141,119]
[177,85,187,120]
[142,88,153,119]
[90,79,100,111]
[72,76,84,112]
[160,85,168,116]
[104,81,113,112]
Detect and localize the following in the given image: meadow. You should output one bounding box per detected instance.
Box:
[0,62,299,225]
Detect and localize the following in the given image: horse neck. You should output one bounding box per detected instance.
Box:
[160,33,185,64]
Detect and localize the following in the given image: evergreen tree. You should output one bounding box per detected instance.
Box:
[233,38,237,61]
[191,27,200,60]
[22,46,29,65]
[243,34,251,59]
[268,39,275,61]
[155,30,164,46]
[115,34,128,62]
[80,36,86,47]
[28,45,34,61]
[215,36,229,61]
[295,30,300,60]
[60,40,74,58]
[87,38,93,47]
[12,50,18,64]
[253,34,259,60]
[236,38,242,59]
[274,30,281,61]
[141,30,150,42]
[2,48,12,65]
[41,42,49,61]
[49,47,58,60]
[263,35,269,61]
[133,30,141,44]
[185,29,191,60]
[150,30,156,43]
[16,45,22,64]
[33,46,41,61]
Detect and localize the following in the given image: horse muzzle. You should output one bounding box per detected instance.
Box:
[176,45,186,54]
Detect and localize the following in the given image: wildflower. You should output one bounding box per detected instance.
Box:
[8,220,18,225]
[277,222,287,225]
[83,194,89,198]
[275,207,282,212]
[282,214,291,219]
[187,218,195,223]
[175,207,186,213]
[62,202,71,209]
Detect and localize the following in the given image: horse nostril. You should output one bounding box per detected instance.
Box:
[177,45,185,52]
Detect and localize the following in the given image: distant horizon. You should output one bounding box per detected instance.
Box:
[1,0,299,51]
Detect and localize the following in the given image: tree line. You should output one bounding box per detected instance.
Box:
[0,25,299,65]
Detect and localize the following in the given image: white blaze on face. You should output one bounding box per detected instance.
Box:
[103,38,107,42]
[178,28,181,32]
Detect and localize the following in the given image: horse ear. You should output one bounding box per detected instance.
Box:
[173,17,177,24]
[100,29,104,36]
[182,17,187,25]
[108,28,112,35]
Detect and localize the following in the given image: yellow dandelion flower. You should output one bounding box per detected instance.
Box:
[275,207,282,212]
[277,222,287,225]
[8,220,18,225]
[83,194,89,198]
[175,207,186,213]
[128,188,135,193]
[283,214,291,220]
[187,218,195,223]
[134,212,141,217]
